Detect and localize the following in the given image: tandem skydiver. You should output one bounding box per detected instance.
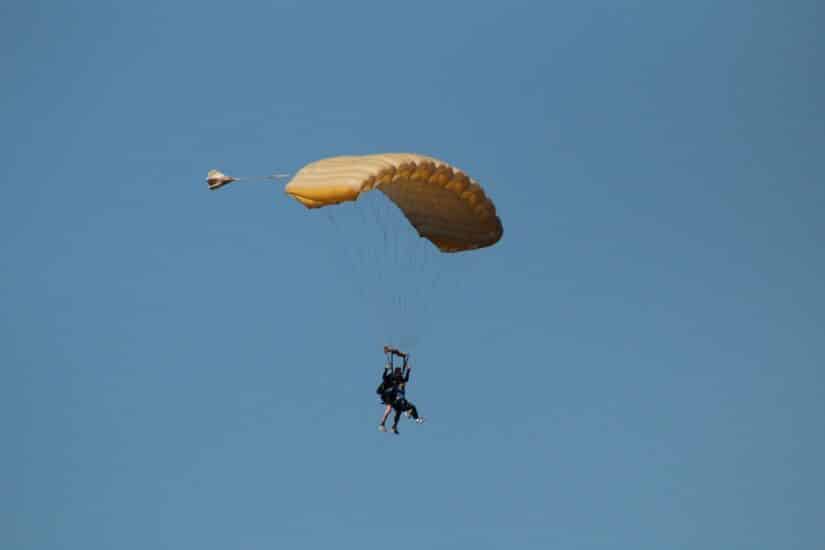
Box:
[377,346,424,434]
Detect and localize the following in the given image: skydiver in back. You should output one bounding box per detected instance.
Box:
[377,346,405,431]
[389,368,423,434]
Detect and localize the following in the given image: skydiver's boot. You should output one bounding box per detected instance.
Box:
[378,424,387,432]
[415,417,425,424]
[391,425,399,435]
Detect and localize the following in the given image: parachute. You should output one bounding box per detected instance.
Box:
[207,153,502,347]
[283,154,502,252]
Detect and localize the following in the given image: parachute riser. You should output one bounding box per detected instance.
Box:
[385,349,410,375]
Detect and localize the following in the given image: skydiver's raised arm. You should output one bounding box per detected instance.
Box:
[383,345,407,358]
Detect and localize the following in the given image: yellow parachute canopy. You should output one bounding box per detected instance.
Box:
[284,154,502,253]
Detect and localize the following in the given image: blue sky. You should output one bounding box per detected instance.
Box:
[3,1,823,548]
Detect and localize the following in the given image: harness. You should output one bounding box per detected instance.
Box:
[376,349,410,401]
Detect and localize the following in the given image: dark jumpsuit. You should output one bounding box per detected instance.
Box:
[391,372,419,428]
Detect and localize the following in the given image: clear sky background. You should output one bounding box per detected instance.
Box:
[3,1,823,549]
